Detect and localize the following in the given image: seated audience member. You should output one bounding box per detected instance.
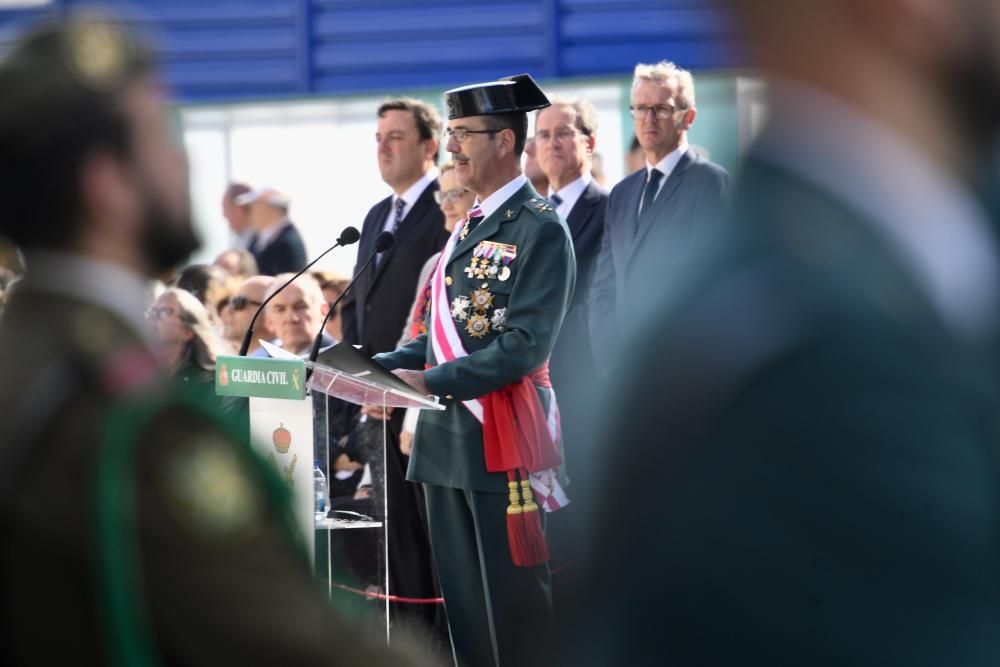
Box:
[220,275,276,355]
[258,273,331,356]
[171,263,230,323]
[147,287,247,426]
[312,270,350,342]
[214,247,259,278]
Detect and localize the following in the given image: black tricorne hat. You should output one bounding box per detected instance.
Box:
[444,73,550,120]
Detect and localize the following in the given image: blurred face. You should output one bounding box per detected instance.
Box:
[437,168,476,231]
[523,137,548,188]
[446,116,506,197]
[124,78,200,274]
[632,78,696,162]
[376,109,436,192]
[214,249,242,277]
[222,197,249,234]
[147,292,192,347]
[535,105,595,189]
[266,282,327,355]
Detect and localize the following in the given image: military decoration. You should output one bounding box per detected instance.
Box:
[473,241,517,283]
[451,295,471,321]
[471,289,494,311]
[466,314,490,338]
[491,308,508,332]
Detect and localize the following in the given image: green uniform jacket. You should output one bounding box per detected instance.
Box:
[574,155,1000,666]
[376,182,576,493]
[0,284,426,666]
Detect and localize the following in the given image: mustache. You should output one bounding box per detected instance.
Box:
[451,152,470,162]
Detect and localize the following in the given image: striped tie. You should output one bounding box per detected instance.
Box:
[460,205,484,240]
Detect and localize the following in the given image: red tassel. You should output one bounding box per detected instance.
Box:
[504,476,550,567]
[517,479,550,566]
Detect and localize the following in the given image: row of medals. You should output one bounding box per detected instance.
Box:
[451,247,513,338]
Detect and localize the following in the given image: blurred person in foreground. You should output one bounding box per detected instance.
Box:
[572,1,1000,665]
[0,15,423,666]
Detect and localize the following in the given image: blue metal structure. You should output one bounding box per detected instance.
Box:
[0,0,740,102]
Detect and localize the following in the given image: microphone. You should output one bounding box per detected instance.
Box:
[308,231,395,363]
[238,226,361,356]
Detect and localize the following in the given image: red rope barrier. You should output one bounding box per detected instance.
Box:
[330,581,445,605]
[329,560,576,605]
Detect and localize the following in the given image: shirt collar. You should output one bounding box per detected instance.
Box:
[396,166,440,208]
[255,218,290,249]
[648,141,688,180]
[755,78,1000,339]
[548,171,592,215]
[21,250,153,338]
[474,173,529,221]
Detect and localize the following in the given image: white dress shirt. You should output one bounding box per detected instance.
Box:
[548,170,592,220]
[381,167,440,234]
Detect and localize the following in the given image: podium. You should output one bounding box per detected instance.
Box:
[216,343,444,642]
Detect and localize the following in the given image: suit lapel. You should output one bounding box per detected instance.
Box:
[369,185,437,288]
[358,197,392,294]
[566,182,600,244]
[630,152,695,260]
[614,171,645,265]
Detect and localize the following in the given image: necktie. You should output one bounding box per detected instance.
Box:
[550,193,563,207]
[376,198,407,268]
[391,197,406,233]
[639,168,664,220]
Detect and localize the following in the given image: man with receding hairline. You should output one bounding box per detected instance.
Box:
[588,60,728,376]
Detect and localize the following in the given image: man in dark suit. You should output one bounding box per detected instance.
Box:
[0,16,422,666]
[588,60,728,376]
[338,98,450,649]
[376,74,576,667]
[340,99,450,357]
[533,97,608,600]
[571,1,1000,665]
[239,187,307,276]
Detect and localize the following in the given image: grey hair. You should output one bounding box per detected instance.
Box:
[631,61,696,109]
[165,287,224,371]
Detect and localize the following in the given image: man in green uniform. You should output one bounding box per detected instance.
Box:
[0,16,422,666]
[374,75,576,666]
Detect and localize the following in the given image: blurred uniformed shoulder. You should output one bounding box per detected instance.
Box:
[136,403,274,544]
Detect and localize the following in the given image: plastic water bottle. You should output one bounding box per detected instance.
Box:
[314,466,328,517]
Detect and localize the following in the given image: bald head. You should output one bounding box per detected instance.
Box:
[264,273,328,355]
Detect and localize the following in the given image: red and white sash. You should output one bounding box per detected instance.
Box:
[429,222,569,511]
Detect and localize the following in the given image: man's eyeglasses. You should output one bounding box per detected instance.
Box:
[145,305,177,321]
[444,127,499,143]
[434,187,470,205]
[230,295,262,311]
[629,104,682,119]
